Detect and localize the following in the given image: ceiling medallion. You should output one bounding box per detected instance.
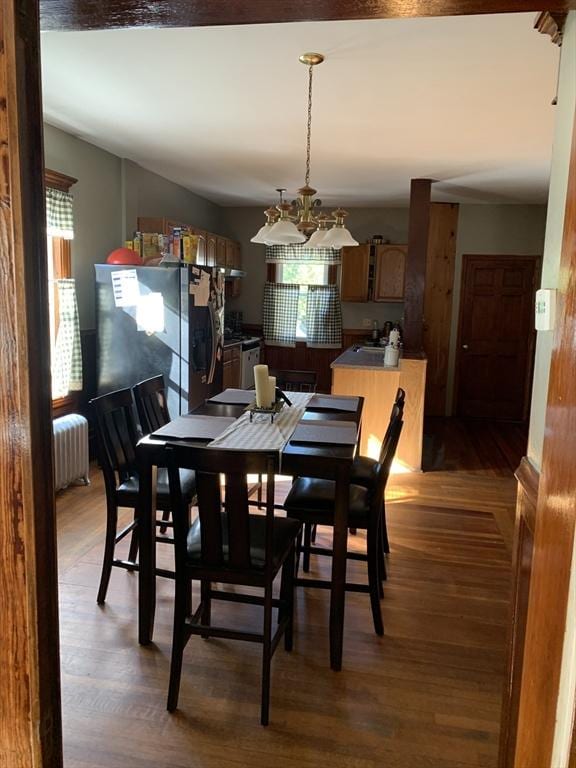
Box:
[251,53,358,249]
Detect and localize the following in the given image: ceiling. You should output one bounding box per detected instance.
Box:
[41,14,559,207]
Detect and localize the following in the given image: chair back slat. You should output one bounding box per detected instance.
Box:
[269,369,317,393]
[133,375,170,434]
[224,474,251,569]
[91,389,139,484]
[373,414,403,510]
[377,389,406,464]
[166,447,278,576]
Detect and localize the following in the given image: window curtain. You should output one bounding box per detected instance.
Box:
[306,285,342,349]
[46,187,74,239]
[266,244,340,265]
[263,282,299,347]
[52,279,83,398]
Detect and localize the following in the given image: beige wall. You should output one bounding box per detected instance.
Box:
[446,204,547,415]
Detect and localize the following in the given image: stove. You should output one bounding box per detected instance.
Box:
[224,333,262,350]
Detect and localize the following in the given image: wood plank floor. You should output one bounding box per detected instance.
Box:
[56,427,517,768]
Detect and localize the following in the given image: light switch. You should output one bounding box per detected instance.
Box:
[535,288,557,332]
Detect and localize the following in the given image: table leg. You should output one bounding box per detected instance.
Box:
[330,465,350,670]
[138,455,157,645]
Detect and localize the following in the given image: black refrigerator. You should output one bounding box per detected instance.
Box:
[95,264,224,416]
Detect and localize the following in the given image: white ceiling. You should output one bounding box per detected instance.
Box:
[41,14,559,207]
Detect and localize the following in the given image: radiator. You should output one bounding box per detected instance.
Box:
[52,413,90,492]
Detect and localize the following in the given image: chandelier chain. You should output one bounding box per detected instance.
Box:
[305,64,313,187]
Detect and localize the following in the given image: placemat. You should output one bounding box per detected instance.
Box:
[150,415,236,442]
[290,420,358,446]
[208,388,256,405]
[307,395,359,412]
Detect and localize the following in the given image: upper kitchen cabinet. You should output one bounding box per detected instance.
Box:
[374,245,406,302]
[205,233,217,266]
[340,243,406,302]
[341,244,370,302]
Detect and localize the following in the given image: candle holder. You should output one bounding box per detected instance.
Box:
[245,388,293,423]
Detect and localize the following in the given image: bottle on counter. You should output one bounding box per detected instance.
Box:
[371,320,379,342]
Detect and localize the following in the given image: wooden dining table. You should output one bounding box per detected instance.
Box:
[135,393,364,671]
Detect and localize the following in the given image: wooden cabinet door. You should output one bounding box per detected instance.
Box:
[341,245,369,302]
[374,245,406,301]
[205,233,217,266]
[225,239,235,267]
[189,226,206,265]
[216,237,227,267]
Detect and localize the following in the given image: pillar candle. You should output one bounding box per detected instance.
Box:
[268,376,276,406]
[254,364,270,408]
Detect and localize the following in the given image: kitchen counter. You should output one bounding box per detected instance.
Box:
[331,346,427,471]
[223,338,243,350]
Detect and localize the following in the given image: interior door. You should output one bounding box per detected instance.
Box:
[456,255,539,420]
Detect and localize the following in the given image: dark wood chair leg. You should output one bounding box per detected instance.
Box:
[303,523,312,573]
[257,473,263,509]
[367,525,384,636]
[280,546,295,651]
[167,582,188,712]
[159,508,170,535]
[261,583,273,726]
[382,505,390,554]
[97,500,119,605]
[310,523,317,543]
[200,580,211,639]
[295,528,303,578]
[128,507,139,564]
[377,517,387,594]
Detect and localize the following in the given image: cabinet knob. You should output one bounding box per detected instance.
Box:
[462,344,469,350]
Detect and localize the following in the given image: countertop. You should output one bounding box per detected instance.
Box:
[331,346,427,371]
[223,339,243,350]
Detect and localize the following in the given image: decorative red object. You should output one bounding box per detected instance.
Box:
[106,247,142,265]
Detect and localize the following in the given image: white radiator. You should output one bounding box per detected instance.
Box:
[52,413,90,492]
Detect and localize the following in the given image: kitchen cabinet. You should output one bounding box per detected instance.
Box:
[340,243,406,302]
[223,345,241,389]
[205,233,217,266]
[216,237,227,267]
[341,245,370,302]
[374,245,406,301]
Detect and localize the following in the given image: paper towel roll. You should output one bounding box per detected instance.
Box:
[254,364,270,407]
[384,345,399,367]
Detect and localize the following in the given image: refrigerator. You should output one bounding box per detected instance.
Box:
[95,264,224,417]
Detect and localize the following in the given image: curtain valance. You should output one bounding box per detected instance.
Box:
[46,187,74,239]
[265,244,341,265]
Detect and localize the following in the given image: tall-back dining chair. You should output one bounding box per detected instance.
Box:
[133,374,170,435]
[270,369,317,393]
[284,410,403,636]
[90,388,196,604]
[165,445,301,725]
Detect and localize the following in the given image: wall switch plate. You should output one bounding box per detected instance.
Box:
[362,318,372,328]
[535,288,557,331]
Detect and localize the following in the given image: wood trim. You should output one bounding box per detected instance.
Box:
[514,457,539,535]
[52,236,71,277]
[404,179,432,352]
[45,167,77,192]
[0,1,63,765]
[38,1,576,31]
[514,106,576,768]
[534,11,567,45]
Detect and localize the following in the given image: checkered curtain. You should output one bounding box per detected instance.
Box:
[52,279,83,398]
[263,283,299,347]
[266,244,341,265]
[46,187,74,239]
[306,285,342,349]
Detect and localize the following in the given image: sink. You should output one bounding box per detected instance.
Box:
[357,345,387,353]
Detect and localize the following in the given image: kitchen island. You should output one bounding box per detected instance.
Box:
[331,346,427,470]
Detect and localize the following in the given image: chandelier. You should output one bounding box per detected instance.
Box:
[251,53,358,250]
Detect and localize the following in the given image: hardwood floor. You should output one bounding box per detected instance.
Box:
[56,427,516,768]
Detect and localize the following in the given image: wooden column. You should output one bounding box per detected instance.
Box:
[404,179,432,351]
[0,1,63,766]
[513,106,576,768]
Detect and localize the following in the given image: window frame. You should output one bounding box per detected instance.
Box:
[45,168,77,413]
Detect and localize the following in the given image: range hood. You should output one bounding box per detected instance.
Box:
[221,267,246,278]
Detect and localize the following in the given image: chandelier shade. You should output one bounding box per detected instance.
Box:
[251,52,356,250]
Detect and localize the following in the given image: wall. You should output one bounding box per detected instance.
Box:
[43,124,123,329]
[527,14,576,473]
[446,204,547,414]
[221,206,410,328]
[43,126,224,329]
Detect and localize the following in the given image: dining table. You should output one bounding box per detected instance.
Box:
[135,391,364,672]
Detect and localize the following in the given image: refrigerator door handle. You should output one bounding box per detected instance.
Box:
[207,300,218,385]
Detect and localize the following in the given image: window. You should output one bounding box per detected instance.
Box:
[45,169,79,406]
[278,262,329,338]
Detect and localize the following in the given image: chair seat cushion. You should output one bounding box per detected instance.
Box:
[186,513,301,571]
[117,468,196,506]
[284,477,371,526]
[351,455,378,487]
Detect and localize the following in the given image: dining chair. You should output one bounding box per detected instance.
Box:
[283,410,403,636]
[90,388,196,604]
[165,445,301,725]
[269,369,318,393]
[133,374,170,434]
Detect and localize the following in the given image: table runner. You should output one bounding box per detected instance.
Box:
[208,391,313,453]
